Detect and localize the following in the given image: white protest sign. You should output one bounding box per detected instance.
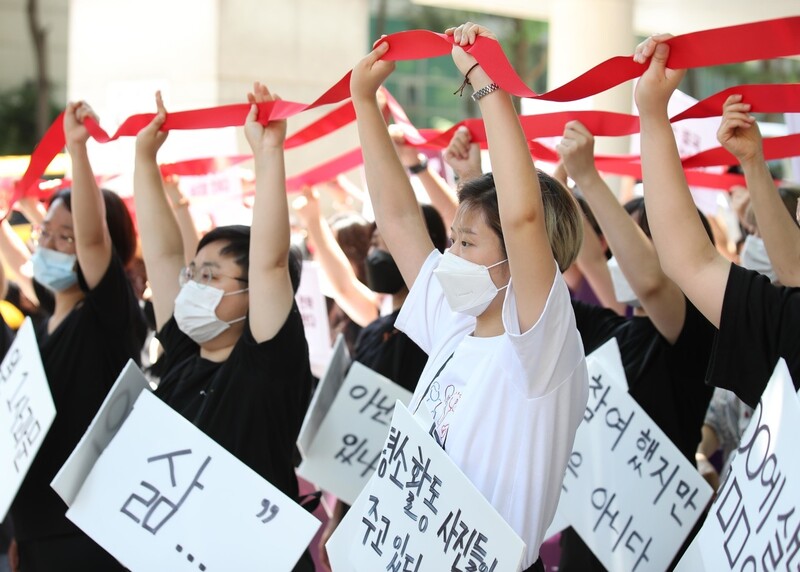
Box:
[298,362,412,504]
[676,358,800,572]
[66,390,320,572]
[332,401,524,572]
[51,360,151,506]
[297,335,350,456]
[0,318,55,520]
[327,484,371,572]
[553,339,713,572]
[295,260,334,378]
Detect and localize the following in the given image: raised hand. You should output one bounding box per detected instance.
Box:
[63,100,99,149]
[135,91,169,159]
[633,34,686,116]
[244,82,287,151]
[350,39,396,102]
[717,94,762,164]
[557,120,599,185]
[292,186,322,226]
[444,22,497,77]
[388,124,423,168]
[443,125,481,181]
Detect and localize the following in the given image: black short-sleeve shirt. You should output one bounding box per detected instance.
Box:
[353,310,427,393]
[155,304,313,502]
[11,254,147,541]
[707,264,800,408]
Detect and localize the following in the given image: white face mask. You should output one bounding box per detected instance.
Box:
[607,256,642,309]
[740,235,777,283]
[173,281,248,344]
[433,251,508,317]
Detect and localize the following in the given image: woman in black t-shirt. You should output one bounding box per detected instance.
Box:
[634,37,800,404]
[133,88,314,572]
[8,102,145,572]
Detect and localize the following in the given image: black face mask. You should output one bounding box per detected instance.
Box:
[365,249,405,294]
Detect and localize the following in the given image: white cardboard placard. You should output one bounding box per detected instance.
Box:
[552,339,713,572]
[676,358,800,572]
[66,390,320,572]
[329,401,525,572]
[297,335,350,457]
[295,260,334,378]
[51,360,152,506]
[298,361,412,504]
[0,318,55,520]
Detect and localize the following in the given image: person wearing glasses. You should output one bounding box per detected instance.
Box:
[133,87,314,571]
[7,103,145,572]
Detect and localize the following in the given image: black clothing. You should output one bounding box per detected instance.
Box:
[10,254,146,569]
[155,305,314,572]
[559,299,715,572]
[17,532,121,572]
[353,310,428,393]
[707,264,800,408]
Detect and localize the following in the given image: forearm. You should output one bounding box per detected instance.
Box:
[0,220,32,279]
[251,148,290,271]
[744,156,800,285]
[67,144,110,252]
[171,203,200,264]
[353,98,428,249]
[304,216,378,327]
[133,155,184,261]
[416,169,458,230]
[474,69,555,327]
[697,424,721,459]
[640,115,719,286]
[577,170,682,319]
[574,216,625,314]
[0,221,36,303]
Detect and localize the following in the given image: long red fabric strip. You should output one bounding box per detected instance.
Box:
[12,16,800,212]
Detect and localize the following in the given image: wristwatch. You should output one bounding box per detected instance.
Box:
[408,154,429,175]
[471,83,500,102]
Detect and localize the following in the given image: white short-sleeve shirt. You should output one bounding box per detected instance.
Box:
[396,249,589,567]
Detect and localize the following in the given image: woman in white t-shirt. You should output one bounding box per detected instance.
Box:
[350,22,589,571]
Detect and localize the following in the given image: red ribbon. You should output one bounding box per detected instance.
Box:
[9,16,800,217]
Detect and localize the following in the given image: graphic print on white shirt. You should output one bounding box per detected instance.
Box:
[422,336,504,446]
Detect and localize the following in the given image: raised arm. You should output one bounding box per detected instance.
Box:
[572,214,625,315]
[350,42,434,288]
[163,176,200,265]
[0,219,37,303]
[294,186,379,327]
[244,83,294,343]
[134,92,184,331]
[388,126,459,230]
[635,36,729,328]
[717,95,800,287]
[63,102,113,289]
[449,23,555,331]
[558,121,686,342]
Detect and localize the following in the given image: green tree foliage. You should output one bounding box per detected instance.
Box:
[0,82,60,155]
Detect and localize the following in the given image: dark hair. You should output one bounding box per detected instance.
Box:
[457,171,583,271]
[329,212,372,283]
[420,204,448,253]
[49,188,137,265]
[196,224,302,294]
[623,197,715,245]
[574,194,602,237]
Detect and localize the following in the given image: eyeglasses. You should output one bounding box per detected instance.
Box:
[31,226,75,249]
[178,265,248,288]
